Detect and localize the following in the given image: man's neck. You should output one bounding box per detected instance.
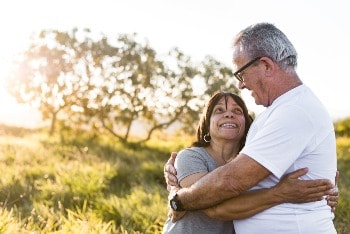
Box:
[268,73,302,106]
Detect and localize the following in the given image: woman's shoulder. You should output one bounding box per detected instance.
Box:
[178,147,206,156]
[177,147,211,162]
[175,147,217,176]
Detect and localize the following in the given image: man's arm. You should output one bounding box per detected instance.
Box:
[175,153,270,210]
[165,153,337,221]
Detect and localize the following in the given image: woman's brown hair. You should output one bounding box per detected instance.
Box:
[192,91,252,151]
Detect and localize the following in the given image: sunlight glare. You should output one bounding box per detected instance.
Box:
[0,41,41,128]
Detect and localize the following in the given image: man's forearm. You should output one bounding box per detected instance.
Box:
[177,166,240,210]
[177,154,270,210]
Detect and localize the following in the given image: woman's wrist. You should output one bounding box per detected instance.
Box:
[268,185,286,205]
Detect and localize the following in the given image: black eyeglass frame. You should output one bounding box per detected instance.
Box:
[233,56,262,83]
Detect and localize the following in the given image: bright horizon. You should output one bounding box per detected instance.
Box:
[0,0,349,128]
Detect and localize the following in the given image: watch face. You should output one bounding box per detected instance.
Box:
[171,200,178,210]
[170,194,183,211]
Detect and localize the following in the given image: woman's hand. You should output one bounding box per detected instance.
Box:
[273,168,335,203]
[326,170,339,212]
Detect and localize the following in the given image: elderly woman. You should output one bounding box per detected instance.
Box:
[162,91,338,234]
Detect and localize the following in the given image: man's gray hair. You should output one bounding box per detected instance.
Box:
[233,22,298,71]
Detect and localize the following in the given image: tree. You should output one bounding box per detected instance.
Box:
[83,40,202,143]
[82,33,174,143]
[7,28,242,143]
[178,55,240,132]
[6,28,117,135]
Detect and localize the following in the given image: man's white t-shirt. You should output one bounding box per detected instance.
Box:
[235,85,337,234]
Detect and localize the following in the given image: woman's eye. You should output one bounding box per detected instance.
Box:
[234,109,243,114]
[215,108,224,113]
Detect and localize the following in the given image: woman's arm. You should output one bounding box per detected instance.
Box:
[165,153,339,222]
[204,168,333,220]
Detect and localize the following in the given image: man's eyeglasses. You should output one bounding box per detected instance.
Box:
[233,57,262,83]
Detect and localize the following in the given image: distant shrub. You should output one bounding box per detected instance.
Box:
[334,117,350,137]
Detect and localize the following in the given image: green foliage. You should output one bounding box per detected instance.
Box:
[6,28,240,143]
[334,117,350,137]
[0,208,21,233]
[0,126,169,233]
[0,125,349,233]
[334,137,350,234]
[96,186,167,233]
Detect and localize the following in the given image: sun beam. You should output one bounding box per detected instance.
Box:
[0,49,41,128]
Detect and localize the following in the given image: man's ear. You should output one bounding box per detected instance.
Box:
[259,57,275,77]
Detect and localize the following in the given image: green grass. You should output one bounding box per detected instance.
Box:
[0,126,349,233]
[0,128,171,233]
[334,137,350,234]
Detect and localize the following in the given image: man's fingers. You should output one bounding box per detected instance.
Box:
[171,152,177,161]
[165,163,177,175]
[165,173,178,186]
[164,152,178,174]
[166,152,177,167]
[170,210,187,222]
[164,151,179,191]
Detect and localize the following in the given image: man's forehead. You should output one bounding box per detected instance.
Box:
[232,55,245,70]
[232,47,245,65]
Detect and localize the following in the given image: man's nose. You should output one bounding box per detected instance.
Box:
[238,81,245,89]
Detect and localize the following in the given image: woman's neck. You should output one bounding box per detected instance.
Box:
[206,141,240,166]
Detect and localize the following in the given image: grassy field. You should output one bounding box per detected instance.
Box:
[0,126,349,233]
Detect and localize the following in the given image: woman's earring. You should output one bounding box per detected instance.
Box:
[204,134,211,143]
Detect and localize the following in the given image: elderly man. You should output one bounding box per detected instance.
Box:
[165,23,337,233]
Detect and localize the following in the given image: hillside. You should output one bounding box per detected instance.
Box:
[0,125,349,233]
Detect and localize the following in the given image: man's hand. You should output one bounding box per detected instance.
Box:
[164,152,188,222]
[167,186,186,222]
[167,208,187,223]
[164,152,178,191]
[273,168,335,203]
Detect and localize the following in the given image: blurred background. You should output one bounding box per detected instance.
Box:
[0,0,349,233]
[0,0,349,129]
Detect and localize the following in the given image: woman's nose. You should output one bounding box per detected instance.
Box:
[224,111,234,118]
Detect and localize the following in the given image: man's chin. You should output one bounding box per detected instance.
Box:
[251,94,259,105]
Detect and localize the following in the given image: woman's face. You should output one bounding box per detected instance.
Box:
[209,97,246,143]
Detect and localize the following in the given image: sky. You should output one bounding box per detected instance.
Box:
[0,0,349,128]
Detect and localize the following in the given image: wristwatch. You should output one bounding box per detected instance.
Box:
[169,193,185,211]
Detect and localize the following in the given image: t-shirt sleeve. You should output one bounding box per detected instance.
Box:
[174,148,210,182]
[241,105,314,178]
